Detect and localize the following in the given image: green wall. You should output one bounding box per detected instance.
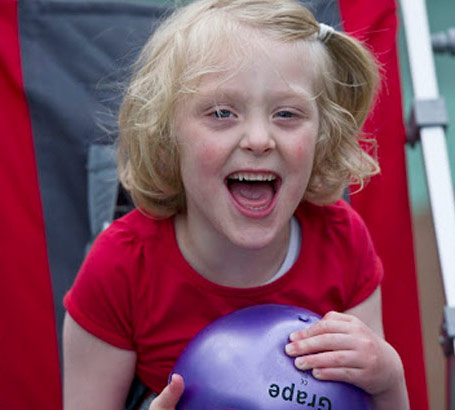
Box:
[399,1,455,213]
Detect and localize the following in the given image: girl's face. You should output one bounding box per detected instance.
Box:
[174,35,320,251]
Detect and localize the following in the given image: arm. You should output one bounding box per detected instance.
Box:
[63,313,137,410]
[285,287,410,410]
[345,288,409,410]
[63,313,185,410]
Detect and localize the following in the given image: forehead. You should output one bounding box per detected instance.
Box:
[191,34,321,102]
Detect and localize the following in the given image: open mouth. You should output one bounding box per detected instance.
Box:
[225,171,281,213]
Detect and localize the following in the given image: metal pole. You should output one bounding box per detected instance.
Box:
[400,0,455,409]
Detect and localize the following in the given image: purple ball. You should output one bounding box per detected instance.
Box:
[172,304,372,410]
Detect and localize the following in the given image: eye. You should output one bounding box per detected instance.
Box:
[274,110,296,119]
[213,109,234,119]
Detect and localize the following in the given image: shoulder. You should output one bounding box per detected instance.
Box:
[64,210,172,349]
[295,199,379,271]
[65,210,176,345]
[94,209,171,252]
[103,208,170,242]
[82,209,174,275]
[296,200,383,309]
[296,199,369,239]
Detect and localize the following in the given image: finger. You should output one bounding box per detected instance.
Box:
[286,333,354,356]
[311,367,365,389]
[294,350,362,371]
[322,311,354,322]
[149,374,184,410]
[289,318,353,341]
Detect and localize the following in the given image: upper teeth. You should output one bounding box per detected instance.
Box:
[229,172,276,182]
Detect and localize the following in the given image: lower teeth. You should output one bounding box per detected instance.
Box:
[245,204,268,211]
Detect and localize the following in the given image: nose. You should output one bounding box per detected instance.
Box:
[239,117,276,155]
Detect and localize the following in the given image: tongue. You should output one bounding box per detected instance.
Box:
[229,181,274,209]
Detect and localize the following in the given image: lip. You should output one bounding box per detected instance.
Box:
[224,170,282,219]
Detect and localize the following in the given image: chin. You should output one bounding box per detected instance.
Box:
[226,228,282,251]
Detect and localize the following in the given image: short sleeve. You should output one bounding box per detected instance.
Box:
[343,204,384,309]
[64,225,138,350]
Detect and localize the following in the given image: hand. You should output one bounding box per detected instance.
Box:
[149,374,184,410]
[284,311,404,396]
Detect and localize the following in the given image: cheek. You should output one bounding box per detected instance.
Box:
[181,142,226,175]
[199,144,223,170]
[290,140,316,170]
[200,141,230,173]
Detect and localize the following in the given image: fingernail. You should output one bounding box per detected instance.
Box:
[312,369,321,378]
[168,373,175,384]
[289,332,298,341]
[285,343,295,355]
[295,357,310,371]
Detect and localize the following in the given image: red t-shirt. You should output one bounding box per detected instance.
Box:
[64,200,383,393]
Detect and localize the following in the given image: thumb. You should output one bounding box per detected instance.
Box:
[149,373,184,410]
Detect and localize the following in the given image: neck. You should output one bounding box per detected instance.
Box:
[174,214,290,288]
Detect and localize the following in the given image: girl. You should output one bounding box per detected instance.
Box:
[63,0,410,409]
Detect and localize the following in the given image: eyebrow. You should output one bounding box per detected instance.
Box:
[195,88,245,102]
[195,87,317,105]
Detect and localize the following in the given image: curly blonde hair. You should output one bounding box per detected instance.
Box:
[118,0,380,217]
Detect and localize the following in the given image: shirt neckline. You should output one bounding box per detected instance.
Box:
[167,214,306,297]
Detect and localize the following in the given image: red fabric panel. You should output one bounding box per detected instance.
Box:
[338,1,429,409]
[0,0,62,409]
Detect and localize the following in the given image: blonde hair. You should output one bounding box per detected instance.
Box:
[118,0,380,217]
